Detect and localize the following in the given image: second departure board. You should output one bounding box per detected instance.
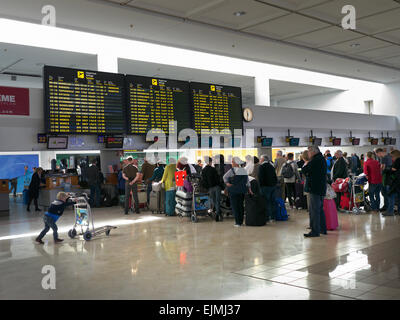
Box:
[126,75,191,134]
[190,82,243,134]
[44,66,126,134]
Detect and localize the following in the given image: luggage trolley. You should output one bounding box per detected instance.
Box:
[67,193,116,241]
[349,175,372,214]
[176,174,212,223]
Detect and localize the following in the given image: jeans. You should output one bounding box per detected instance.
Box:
[209,186,221,216]
[89,184,101,207]
[165,190,176,216]
[27,192,39,210]
[125,182,139,213]
[285,183,296,206]
[368,183,382,211]
[261,186,276,221]
[146,183,152,205]
[309,193,327,236]
[37,215,59,240]
[386,187,399,215]
[230,193,245,225]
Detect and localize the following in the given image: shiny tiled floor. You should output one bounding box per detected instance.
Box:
[0,197,399,300]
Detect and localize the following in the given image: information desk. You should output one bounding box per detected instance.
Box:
[190,82,242,134]
[44,66,126,134]
[0,179,9,216]
[126,75,191,134]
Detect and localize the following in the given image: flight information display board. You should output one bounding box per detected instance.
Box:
[190,82,242,134]
[126,75,191,134]
[44,66,126,134]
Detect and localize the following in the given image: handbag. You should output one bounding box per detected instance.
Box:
[152,181,163,192]
[325,183,337,200]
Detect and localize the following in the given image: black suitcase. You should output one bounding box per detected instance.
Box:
[295,182,307,210]
[245,194,266,226]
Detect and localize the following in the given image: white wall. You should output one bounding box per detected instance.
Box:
[278,81,400,118]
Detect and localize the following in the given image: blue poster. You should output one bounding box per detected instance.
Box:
[0,155,39,193]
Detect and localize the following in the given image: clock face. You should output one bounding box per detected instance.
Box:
[243,108,253,122]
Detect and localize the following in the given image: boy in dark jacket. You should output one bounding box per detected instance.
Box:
[35,192,75,244]
[302,147,327,237]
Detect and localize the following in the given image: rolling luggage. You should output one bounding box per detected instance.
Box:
[295,182,307,210]
[245,194,266,226]
[175,203,191,217]
[23,189,29,205]
[220,193,232,216]
[149,189,165,214]
[323,199,339,230]
[275,198,289,221]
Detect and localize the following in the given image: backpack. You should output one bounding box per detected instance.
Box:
[281,162,295,179]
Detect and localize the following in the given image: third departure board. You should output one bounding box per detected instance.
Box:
[126,75,191,134]
[44,66,126,134]
[190,82,243,134]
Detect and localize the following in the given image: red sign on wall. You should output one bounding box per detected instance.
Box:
[0,86,30,116]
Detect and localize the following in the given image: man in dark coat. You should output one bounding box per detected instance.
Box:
[87,159,101,207]
[331,150,348,209]
[302,146,327,237]
[27,168,45,212]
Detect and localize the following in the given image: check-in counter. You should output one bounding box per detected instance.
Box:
[38,174,84,207]
[0,179,10,216]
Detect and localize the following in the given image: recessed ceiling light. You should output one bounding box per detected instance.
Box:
[350,43,361,48]
[233,11,246,16]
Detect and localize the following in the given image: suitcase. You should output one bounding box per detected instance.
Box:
[245,194,266,226]
[275,198,289,221]
[23,189,29,205]
[175,202,192,217]
[295,182,307,210]
[149,190,165,214]
[323,199,339,230]
[220,193,232,216]
[176,191,193,207]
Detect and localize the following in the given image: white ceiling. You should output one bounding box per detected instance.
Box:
[1,0,400,84]
[103,0,400,77]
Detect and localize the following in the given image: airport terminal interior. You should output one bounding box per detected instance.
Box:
[1,0,400,301]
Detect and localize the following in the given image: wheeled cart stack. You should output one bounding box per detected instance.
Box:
[349,175,372,214]
[68,193,116,241]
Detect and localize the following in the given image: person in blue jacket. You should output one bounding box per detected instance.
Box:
[35,192,75,244]
[325,153,334,183]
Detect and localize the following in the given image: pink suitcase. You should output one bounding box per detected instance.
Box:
[323,199,339,231]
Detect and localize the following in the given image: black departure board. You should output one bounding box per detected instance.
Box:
[126,75,191,135]
[190,82,243,134]
[44,66,126,134]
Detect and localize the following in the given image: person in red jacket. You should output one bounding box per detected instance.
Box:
[364,151,383,212]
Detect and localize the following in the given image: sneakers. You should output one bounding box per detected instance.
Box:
[382,211,394,217]
[54,238,64,243]
[234,224,241,227]
[35,238,44,244]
